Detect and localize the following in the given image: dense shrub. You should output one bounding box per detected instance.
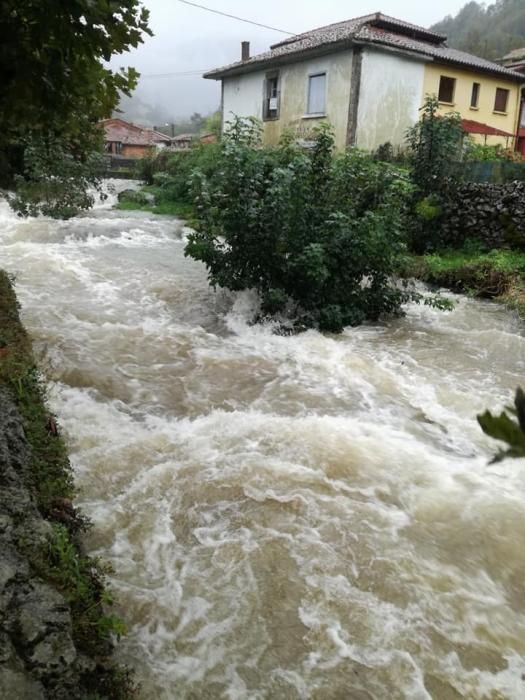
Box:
[464,142,509,162]
[405,96,465,252]
[185,118,449,333]
[406,95,465,197]
[137,144,222,205]
[8,135,106,219]
[479,388,525,463]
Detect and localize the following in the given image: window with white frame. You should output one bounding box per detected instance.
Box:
[307,73,326,115]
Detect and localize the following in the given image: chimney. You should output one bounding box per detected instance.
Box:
[241,41,250,62]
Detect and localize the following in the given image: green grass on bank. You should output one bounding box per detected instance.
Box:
[116,198,194,218]
[115,184,195,220]
[400,248,525,317]
[0,271,136,698]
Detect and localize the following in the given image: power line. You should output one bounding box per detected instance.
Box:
[177,0,295,36]
[141,69,211,79]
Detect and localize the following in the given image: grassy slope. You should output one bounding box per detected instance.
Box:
[400,249,525,317]
[115,185,194,219]
[0,270,136,698]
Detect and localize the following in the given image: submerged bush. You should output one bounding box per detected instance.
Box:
[478,388,525,462]
[185,117,449,333]
[8,134,106,219]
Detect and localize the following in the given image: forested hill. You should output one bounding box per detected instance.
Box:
[430,0,525,60]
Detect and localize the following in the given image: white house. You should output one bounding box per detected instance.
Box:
[204,12,524,152]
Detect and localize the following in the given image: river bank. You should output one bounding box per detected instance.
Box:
[401,248,525,319]
[0,270,134,699]
[2,190,525,698]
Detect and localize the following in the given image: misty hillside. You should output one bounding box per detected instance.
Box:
[431,0,525,60]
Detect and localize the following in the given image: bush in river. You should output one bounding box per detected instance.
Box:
[185,117,450,333]
[478,388,525,462]
[8,134,106,219]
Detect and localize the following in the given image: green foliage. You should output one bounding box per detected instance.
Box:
[185,117,449,333]
[9,135,107,219]
[205,111,222,138]
[139,143,222,206]
[374,142,394,162]
[463,140,521,162]
[0,271,136,698]
[0,0,151,156]
[431,0,525,60]
[46,523,127,642]
[406,95,465,197]
[478,388,525,461]
[406,96,465,252]
[115,193,194,219]
[1,0,151,202]
[135,155,156,185]
[415,195,442,221]
[399,247,525,316]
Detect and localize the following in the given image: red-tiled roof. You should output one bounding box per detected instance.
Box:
[462,119,515,138]
[99,118,171,146]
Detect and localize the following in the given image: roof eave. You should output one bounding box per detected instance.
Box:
[204,36,525,84]
[361,36,525,82]
[432,57,525,82]
[204,39,356,80]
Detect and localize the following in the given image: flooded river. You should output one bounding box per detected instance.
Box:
[1,184,525,699]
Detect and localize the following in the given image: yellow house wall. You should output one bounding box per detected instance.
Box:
[423,63,522,146]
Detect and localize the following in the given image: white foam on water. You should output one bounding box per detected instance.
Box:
[2,196,525,698]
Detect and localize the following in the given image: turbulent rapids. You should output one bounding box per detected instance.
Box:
[1,183,525,699]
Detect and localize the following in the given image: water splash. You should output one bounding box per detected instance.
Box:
[1,186,525,698]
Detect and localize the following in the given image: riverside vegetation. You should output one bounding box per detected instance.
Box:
[122,116,452,333]
[0,271,136,698]
[0,2,152,695]
[122,98,525,328]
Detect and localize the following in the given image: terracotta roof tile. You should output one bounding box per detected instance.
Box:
[462,119,515,137]
[99,119,171,146]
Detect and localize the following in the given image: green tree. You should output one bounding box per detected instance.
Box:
[0,0,152,186]
[189,112,205,133]
[185,117,450,333]
[9,135,107,219]
[406,95,465,197]
[405,96,465,251]
[205,111,222,138]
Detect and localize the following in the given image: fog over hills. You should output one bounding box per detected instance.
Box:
[114,0,473,125]
[431,0,525,61]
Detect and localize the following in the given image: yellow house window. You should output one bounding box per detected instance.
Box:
[470,82,480,109]
[494,88,509,113]
[438,76,456,104]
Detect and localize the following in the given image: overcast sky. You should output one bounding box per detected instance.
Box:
[115,0,470,120]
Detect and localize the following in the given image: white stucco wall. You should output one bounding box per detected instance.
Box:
[221,51,354,150]
[222,71,265,128]
[355,49,426,151]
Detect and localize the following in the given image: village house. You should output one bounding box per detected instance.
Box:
[499,48,525,153]
[99,118,172,158]
[499,48,525,75]
[204,12,525,153]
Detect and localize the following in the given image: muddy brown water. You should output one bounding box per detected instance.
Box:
[1,183,525,699]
